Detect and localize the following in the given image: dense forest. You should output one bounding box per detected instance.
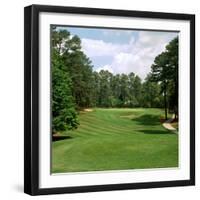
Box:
[51,27,178,134]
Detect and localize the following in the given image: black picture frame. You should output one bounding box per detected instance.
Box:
[24,4,195,196]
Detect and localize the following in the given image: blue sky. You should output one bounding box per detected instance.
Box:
[57,26,178,79]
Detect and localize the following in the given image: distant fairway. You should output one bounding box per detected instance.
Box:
[52,108,178,173]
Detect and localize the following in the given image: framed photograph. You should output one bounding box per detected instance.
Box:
[24,4,195,195]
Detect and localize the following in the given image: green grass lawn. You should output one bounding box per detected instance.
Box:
[52,108,178,173]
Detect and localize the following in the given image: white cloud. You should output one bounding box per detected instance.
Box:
[81,31,178,79]
[96,65,114,73]
[81,38,130,57]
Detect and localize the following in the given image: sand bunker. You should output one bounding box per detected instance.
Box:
[84,108,93,112]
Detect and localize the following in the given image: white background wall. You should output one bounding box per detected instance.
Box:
[0,0,199,199]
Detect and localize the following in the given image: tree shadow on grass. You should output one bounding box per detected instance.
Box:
[52,135,72,142]
[132,114,160,126]
[138,129,175,135]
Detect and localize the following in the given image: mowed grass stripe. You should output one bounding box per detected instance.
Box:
[76,109,169,135]
[52,108,178,173]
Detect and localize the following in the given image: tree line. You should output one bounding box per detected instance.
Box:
[51,27,178,133]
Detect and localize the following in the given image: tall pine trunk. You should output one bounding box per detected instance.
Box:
[164,81,168,120]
